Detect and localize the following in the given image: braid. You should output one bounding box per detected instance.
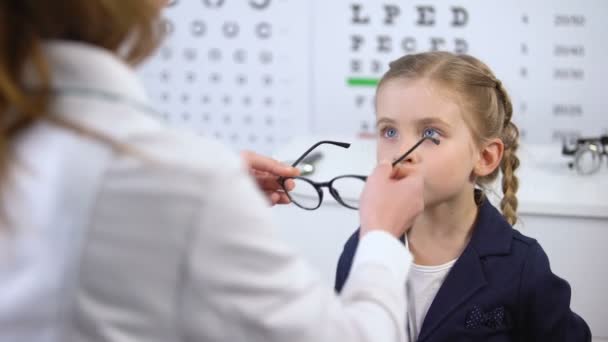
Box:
[495,81,520,225]
[494,80,514,125]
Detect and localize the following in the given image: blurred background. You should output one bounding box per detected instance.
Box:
[138,1,608,340]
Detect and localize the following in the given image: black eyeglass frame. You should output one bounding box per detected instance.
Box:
[279,136,439,210]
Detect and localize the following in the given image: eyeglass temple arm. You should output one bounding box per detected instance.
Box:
[391,136,440,167]
[290,140,351,167]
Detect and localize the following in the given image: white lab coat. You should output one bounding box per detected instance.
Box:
[0,41,412,342]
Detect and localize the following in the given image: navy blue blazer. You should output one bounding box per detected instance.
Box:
[335,198,591,341]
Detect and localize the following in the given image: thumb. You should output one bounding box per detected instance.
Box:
[391,164,408,180]
[372,160,393,179]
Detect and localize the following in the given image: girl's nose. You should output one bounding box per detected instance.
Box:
[395,142,420,164]
[392,135,434,166]
[400,150,419,164]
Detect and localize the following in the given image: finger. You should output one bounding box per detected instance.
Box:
[391,165,408,179]
[371,160,392,179]
[249,169,270,177]
[283,178,296,191]
[265,191,291,205]
[269,192,281,206]
[256,174,296,191]
[242,151,300,177]
[256,176,286,191]
[275,193,292,204]
[390,162,421,180]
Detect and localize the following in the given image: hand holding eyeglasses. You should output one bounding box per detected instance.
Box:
[241,150,300,205]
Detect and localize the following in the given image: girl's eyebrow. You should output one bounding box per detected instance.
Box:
[375,117,398,127]
[375,116,451,127]
[416,117,452,128]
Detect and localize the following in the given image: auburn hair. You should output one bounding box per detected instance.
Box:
[0,0,163,190]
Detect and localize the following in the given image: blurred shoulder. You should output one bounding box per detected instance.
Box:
[102,117,248,199]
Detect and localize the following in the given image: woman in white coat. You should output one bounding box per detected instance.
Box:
[0,1,423,341]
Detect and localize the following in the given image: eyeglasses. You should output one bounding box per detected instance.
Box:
[280,136,439,210]
[562,135,608,175]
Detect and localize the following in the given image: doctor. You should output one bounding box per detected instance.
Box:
[0,1,422,341]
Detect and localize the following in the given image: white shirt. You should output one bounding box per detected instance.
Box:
[0,41,413,342]
[406,259,457,341]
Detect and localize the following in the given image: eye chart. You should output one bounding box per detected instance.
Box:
[139,0,608,154]
[138,0,312,155]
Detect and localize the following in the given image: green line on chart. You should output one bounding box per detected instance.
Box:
[347,77,380,87]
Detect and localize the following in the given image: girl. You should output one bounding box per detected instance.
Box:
[334,52,591,341]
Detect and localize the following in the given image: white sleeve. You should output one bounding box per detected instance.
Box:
[352,230,410,284]
[180,160,412,342]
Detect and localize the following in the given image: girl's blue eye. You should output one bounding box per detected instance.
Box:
[384,128,398,138]
[423,127,438,138]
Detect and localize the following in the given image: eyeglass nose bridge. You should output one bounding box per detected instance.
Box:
[315,179,358,209]
[312,180,333,207]
[328,175,367,210]
[328,185,352,209]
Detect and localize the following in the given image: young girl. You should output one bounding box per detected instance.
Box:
[334,52,591,341]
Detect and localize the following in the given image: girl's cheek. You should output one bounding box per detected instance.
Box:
[376,144,395,163]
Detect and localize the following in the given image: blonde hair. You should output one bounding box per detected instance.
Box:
[379,52,520,225]
[0,0,163,192]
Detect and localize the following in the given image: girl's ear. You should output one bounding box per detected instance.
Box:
[474,138,504,176]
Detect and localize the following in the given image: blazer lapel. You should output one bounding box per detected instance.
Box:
[416,195,513,341]
[416,244,487,341]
